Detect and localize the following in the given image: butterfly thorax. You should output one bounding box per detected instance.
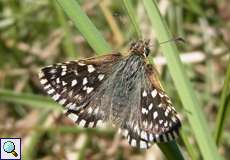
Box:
[129,40,150,58]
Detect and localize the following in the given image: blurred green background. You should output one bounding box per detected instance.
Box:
[0,0,230,159]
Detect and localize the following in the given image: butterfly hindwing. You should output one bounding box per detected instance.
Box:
[141,64,181,134]
[39,53,122,127]
[121,64,181,149]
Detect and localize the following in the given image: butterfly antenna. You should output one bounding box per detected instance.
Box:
[148,37,185,48]
[159,37,186,45]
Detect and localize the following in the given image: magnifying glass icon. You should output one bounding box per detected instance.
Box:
[3,141,18,157]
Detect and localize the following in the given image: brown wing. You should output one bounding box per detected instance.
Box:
[120,64,181,149]
[39,53,123,128]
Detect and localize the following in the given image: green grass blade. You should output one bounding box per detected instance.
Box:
[52,0,77,59]
[143,0,221,160]
[0,89,61,110]
[185,0,203,15]
[48,126,114,138]
[123,0,141,38]
[23,110,50,160]
[158,142,184,160]
[56,0,112,55]
[214,56,230,145]
[122,1,184,159]
[180,130,199,160]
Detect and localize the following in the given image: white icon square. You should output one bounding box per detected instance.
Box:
[0,138,21,160]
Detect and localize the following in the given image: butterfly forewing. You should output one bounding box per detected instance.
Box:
[39,53,122,127]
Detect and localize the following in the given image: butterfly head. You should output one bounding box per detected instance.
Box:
[129,40,150,58]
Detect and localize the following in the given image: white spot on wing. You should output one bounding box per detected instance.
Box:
[78,62,86,66]
[165,109,169,116]
[98,74,105,81]
[56,78,60,84]
[47,88,55,94]
[61,65,67,69]
[79,120,86,127]
[82,77,88,85]
[153,111,158,119]
[83,86,87,90]
[151,89,157,98]
[71,79,77,87]
[86,87,94,94]
[67,113,78,121]
[44,84,51,90]
[142,90,147,97]
[169,122,173,127]
[39,71,44,78]
[149,134,154,141]
[148,103,153,110]
[62,81,67,86]
[74,70,78,75]
[172,116,177,122]
[141,131,148,140]
[59,98,66,105]
[131,139,137,147]
[133,124,140,134]
[140,140,147,148]
[87,65,95,73]
[159,92,164,97]
[50,69,57,74]
[94,107,99,114]
[158,103,163,108]
[69,104,77,110]
[88,107,93,114]
[66,103,76,110]
[52,94,60,101]
[88,122,94,127]
[142,107,148,114]
[167,107,172,111]
[123,129,128,137]
[149,122,153,128]
[96,120,103,127]
[159,120,163,124]
[127,135,130,141]
[68,90,73,97]
[164,121,168,127]
[61,71,66,76]
[40,79,47,85]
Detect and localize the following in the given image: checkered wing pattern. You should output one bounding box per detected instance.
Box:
[39,40,181,149]
[120,64,181,149]
[39,53,122,128]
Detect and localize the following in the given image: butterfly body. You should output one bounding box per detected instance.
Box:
[39,40,181,149]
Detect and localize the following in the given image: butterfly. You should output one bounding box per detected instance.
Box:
[39,40,181,149]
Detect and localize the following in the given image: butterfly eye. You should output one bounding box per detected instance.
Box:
[144,47,150,57]
[130,42,136,48]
